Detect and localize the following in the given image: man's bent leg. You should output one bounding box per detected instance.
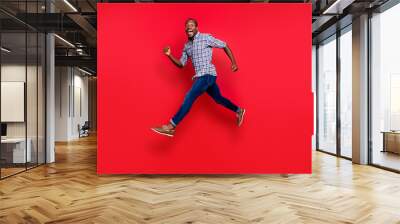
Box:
[206,81,239,113]
[170,77,209,127]
[207,81,245,126]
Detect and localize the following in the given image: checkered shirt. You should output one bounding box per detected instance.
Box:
[179,32,227,78]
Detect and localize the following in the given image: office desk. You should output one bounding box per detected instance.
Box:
[382,131,400,154]
[1,138,32,164]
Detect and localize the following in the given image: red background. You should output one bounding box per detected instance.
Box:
[97,3,313,174]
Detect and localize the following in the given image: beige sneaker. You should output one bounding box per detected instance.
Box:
[151,125,175,137]
[237,108,245,127]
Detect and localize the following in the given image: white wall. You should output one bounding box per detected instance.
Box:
[1,65,26,136]
[55,66,89,141]
[55,66,70,141]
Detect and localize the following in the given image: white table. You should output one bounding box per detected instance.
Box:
[1,138,31,163]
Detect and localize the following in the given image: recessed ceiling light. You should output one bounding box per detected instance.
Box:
[78,67,93,76]
[63,0,78,12]
[1,47,11,53]
[54,34,75,48]
[322,0,354,15]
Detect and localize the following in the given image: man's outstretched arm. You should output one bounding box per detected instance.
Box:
[164,46,184,68]
[223,45,238,72]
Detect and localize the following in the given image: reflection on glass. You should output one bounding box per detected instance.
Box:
[371,4,400,171]
[340,29,352,158]
[318,37,337,154]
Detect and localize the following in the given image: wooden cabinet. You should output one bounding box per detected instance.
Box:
[382,132,400,154]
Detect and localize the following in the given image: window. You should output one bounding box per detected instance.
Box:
[317,36,337,154]
[371,3,400,171]
[339,27,352,158]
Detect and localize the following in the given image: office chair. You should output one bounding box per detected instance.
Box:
[79,121,90,138]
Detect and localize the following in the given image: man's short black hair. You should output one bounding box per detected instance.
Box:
[185,18,198,27]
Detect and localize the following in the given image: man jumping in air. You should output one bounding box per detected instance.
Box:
[151,18,245,137]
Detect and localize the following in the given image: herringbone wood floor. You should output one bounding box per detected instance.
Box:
[1,134,400,224]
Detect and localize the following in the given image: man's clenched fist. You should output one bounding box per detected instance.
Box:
[163,46,171,56]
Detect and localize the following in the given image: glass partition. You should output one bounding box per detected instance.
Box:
[1,30,28,177]
[0,1,46,179]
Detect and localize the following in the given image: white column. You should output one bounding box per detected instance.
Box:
[46,1,55,163]
[46,33,55,163]
[352,14,369,164]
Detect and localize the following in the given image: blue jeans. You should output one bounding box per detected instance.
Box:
[170,75,239,127]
